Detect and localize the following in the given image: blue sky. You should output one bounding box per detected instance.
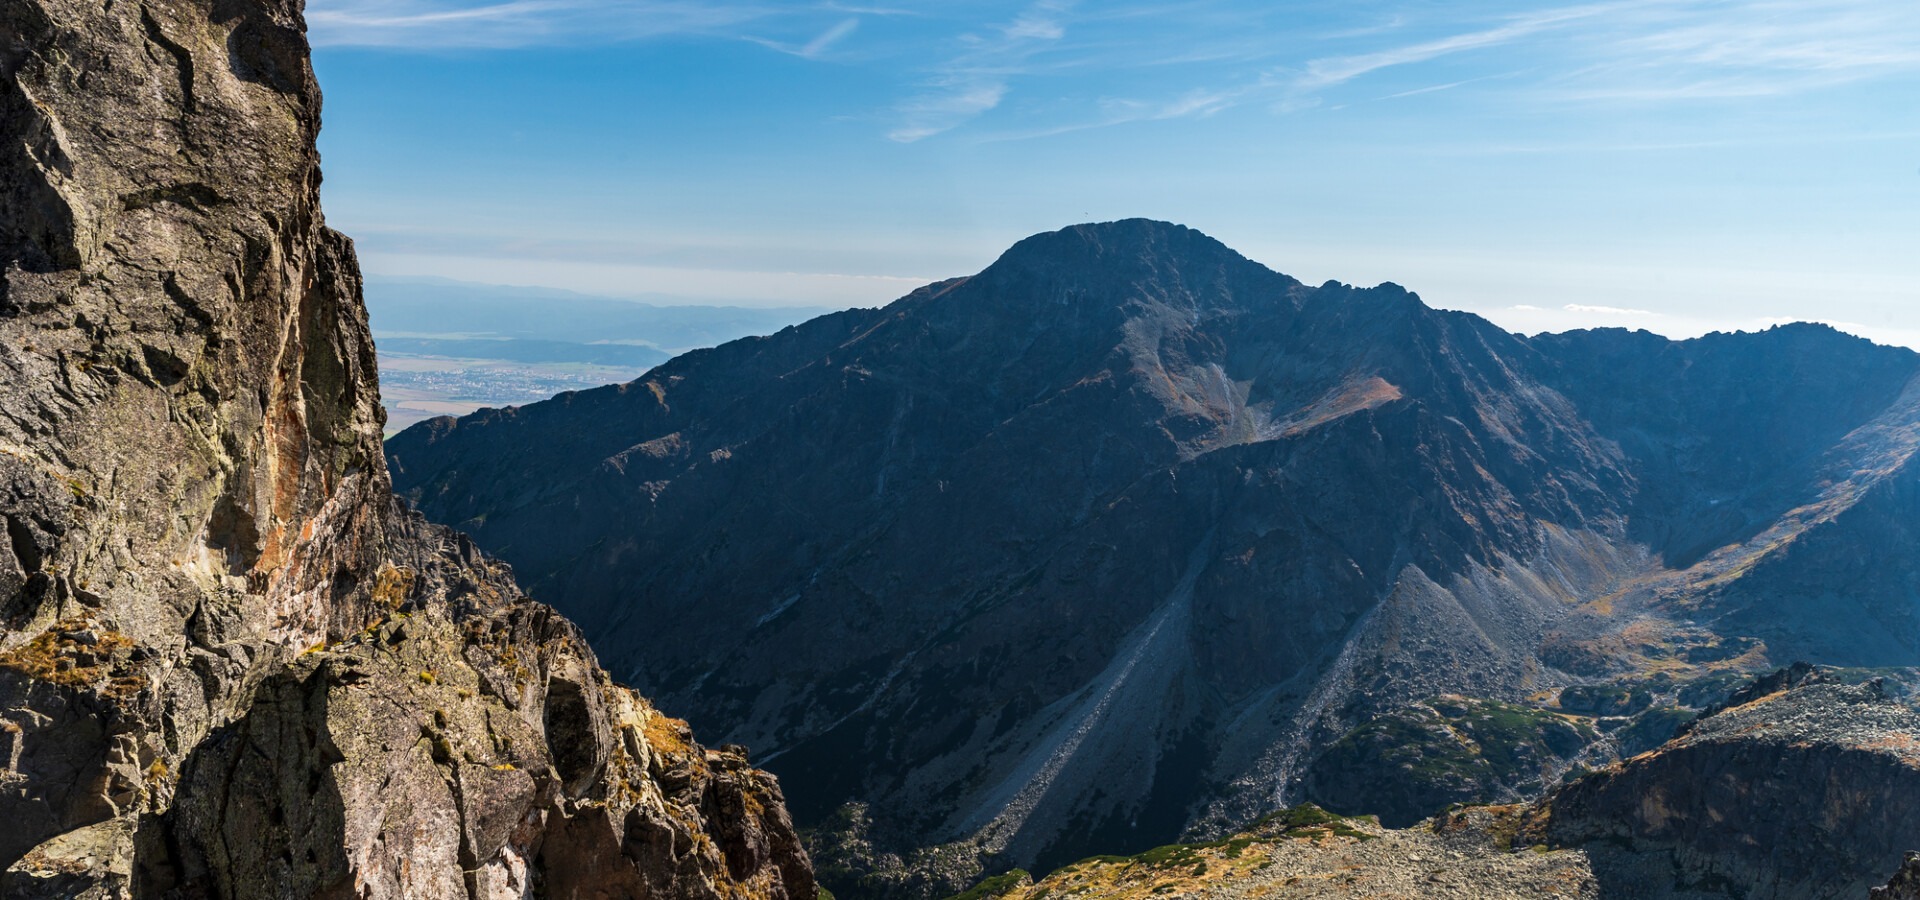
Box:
[309,0,1920,345]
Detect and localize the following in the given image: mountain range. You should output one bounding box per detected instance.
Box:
[389,218,1920,892]
[8,0,1920,896]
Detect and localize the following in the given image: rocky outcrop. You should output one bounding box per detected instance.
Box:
[975,805,1599,900]
[1541,667,1920,899]
[1875,854,1920,900]
[0,0,812,897]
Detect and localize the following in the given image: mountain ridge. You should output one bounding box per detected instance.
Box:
[388,218,1920,894]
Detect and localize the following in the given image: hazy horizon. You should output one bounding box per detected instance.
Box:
[364,246,1920,351]
[315,1,1920,347]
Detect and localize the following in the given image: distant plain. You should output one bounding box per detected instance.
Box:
[368,276,827,432]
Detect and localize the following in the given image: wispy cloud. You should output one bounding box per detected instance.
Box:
[1290,4,1619,95]
[749,16,861,59]
[886,0,1075,142]
[804,18,862,56]
[889,80,1011,142]
[312,0,1920,144]
[306,0,783,48]
[1375,78,1477,100]
[972,87,1236,142]
[1003,7,1067,40]
[1542,1,1920,102]
[1499,302,1662,320]
[1566,302,1658,315]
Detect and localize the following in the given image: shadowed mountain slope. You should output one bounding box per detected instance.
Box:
[389,220,1920,892]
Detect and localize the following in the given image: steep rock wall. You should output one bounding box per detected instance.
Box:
[0,1,813,897]
[1542,669,1920,899]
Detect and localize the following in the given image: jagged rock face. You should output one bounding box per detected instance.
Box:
[1542,669,1920,899]
[1876,854,1920,900]
[388,218,1920,891]
[0,1,814,897]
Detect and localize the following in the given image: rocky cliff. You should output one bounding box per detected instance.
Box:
[1542,665,1920,899]
[1877,855,1920,900]
[0,1,812,897]
[388,218,1920,893]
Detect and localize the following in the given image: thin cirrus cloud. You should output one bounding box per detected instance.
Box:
[307,0,1920,140]
[1275,0,1920,110]
[304,0,783,48]
[1511,303,1659,315]
[885,0,1076,143]
[1287,3,1618,94]
[1565,303,1659,316]
[749,17,862,59]
[888,81,1013,143]
[894,0,1920,143]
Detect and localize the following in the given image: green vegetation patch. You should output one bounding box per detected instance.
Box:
[1252,804,1376,841]
[1616,705,1696,756]
[941,869,1032,900]
[1307,697,1601,827]
[1121,805,1375,872]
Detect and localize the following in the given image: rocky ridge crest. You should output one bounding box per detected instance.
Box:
[1541,665,1920,899]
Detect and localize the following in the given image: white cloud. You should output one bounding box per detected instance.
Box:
[310,0,1920,145]
[802,18,862,57]
[888,80,1010,142]
[306,0,781,48]
[1565,303,1658,316]
[1003,12,1065,41]
[1530,0,1920,102]
[886,1,1075,142]
[1292,5,1610,93]
[1266,0,1920,111]
[749,15,861,59]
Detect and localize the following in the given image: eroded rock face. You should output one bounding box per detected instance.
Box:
[1541,668,1920,900]
[0,1,813,897]
[1875,854,1920,900]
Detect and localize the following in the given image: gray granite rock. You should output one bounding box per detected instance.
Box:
[0,1,814,896]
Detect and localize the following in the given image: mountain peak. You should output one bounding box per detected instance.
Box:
[961,220,1297,318]
[991,219,1258,271]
